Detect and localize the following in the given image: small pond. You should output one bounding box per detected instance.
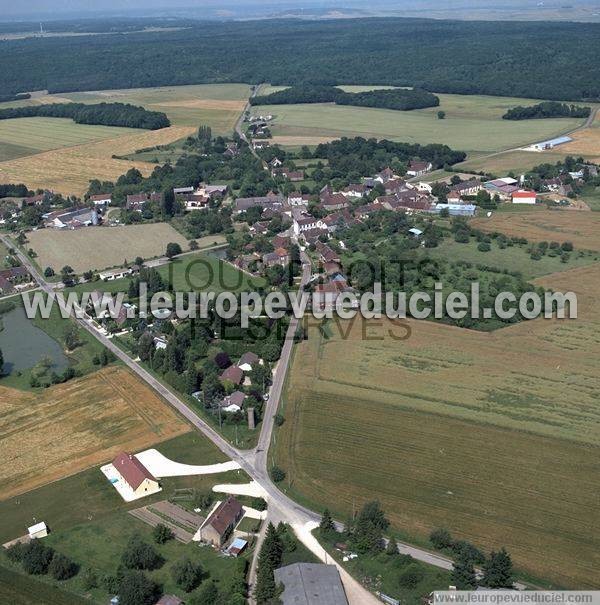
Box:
[0,306,70,375]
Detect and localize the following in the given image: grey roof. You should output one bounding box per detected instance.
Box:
[275,563,348,605]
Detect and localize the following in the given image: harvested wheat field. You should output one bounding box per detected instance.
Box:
[0,125,194,195]
[275,264,600,587]
[471,208,600,251]
[27,222,190,273]
[0,366,190,500]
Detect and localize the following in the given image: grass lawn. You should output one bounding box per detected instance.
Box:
[2,509,249,604]
[579,184,600,211]
[0,432,246,544]
[252,92,583,154]
[427,237,600,279]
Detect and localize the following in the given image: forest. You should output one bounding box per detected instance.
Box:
[313,137,466,177]
[502,102,591,120]
[2,19,600,101]
[0,102,170,130]
[250,85,439,110]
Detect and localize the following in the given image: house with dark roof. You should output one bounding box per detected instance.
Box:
[238,351,261,372]
[197,496,244,546]
[275,563,348,605]
[112,452,159,498]
[220,365,244,385]
[220,390,246,413]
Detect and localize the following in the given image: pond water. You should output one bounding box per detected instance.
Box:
[0,306,69,375]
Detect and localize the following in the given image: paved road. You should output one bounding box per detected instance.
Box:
[4,233,527,599]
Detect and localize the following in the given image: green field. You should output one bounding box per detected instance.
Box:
[0,117,139,162]
[273,261,600,589]
[457,149,569,175]
[0,432,246,544]
[254,93,583,155]
[2,509,246,605]
[0,566,88,605]
[428,238,600,279]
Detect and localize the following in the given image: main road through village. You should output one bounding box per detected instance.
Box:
[1,234,460,604]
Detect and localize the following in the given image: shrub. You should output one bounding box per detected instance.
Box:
[152,523,174,545]
[21,540,55,575]
[270,465,286,483]
[81,567,98,590]
[398,563,425,588]
[429,528,453,550]
[121,534,163,570]
[118,570,160,605]
[48,552,78,580]
[5,542,26,563]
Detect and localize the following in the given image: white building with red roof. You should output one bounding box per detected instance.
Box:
[512,190,537,205]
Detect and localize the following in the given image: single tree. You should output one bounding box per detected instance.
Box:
[48,552,78,580]
[166,242,182,259]
[482,548,514,588]
[117,570,160,605]
[319,509,336,540]
[171,557,203,592]
[121,534,163,571]
[386,536,399,556]
[451,552,477,589]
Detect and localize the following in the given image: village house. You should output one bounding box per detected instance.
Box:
[300,228,327,246]
[250,221,270,236]
[321,210,356,233]
[197,496,244,547]
[252,140,270,150]
[446,190,462,204]
[384,178,411,195]
[263,247,291,267]
[288,192,311,206]
[219,391,246,413]
[293,215,324,236]
[320,193,350,212]
[22,193,47,207]
[89,193,112,207]
[220,365,244,386]
[374,167,397,183]
[238,351,262,372]
[126,192,162,212]
[112,452,160,499]
[406,160,433,177]
[0,266,32,295]
[356,201,385,218]
[315,241,341,264]
[339,184,367,198]
[415,181,433,193]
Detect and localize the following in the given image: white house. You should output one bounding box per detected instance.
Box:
[99,267,132,281]
[288,192,310,206]
[89,194,112,207]
[512,190,537,205]
[415,182,433,193]
[406,161,433,177]
[293,216,323,236]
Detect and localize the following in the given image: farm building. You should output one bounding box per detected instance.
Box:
[28,522,48,539]
[44,207,99,229]
[111,452,160,499]
[512,190,537,205]
[275,563,348,605]
[434,203,477,216]
[197,496,244,546]
[98,267,134,281]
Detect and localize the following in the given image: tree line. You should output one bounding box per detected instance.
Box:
[250,85,439,111]
[503,101,591,120]
[4,19,600,101]
[0,102,170,130]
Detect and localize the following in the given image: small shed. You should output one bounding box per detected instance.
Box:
[28,522,48,539]
[226,538,248,557]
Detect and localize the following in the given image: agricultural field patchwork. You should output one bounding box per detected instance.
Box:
[0,84,250,194]
[0,366,191,501]
[25,222,191,273]
[471,209,600,252]
[274,263,600,587]
[253,92,583,153]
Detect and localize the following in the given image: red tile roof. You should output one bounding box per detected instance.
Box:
[112,452,156,490]
[205,496,243,536]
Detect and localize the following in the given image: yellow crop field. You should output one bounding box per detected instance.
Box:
[471,208,600,251]
[0,367,190,500]
[0,83,251,195]
[26,222,191,273]
[274,264,600,587]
